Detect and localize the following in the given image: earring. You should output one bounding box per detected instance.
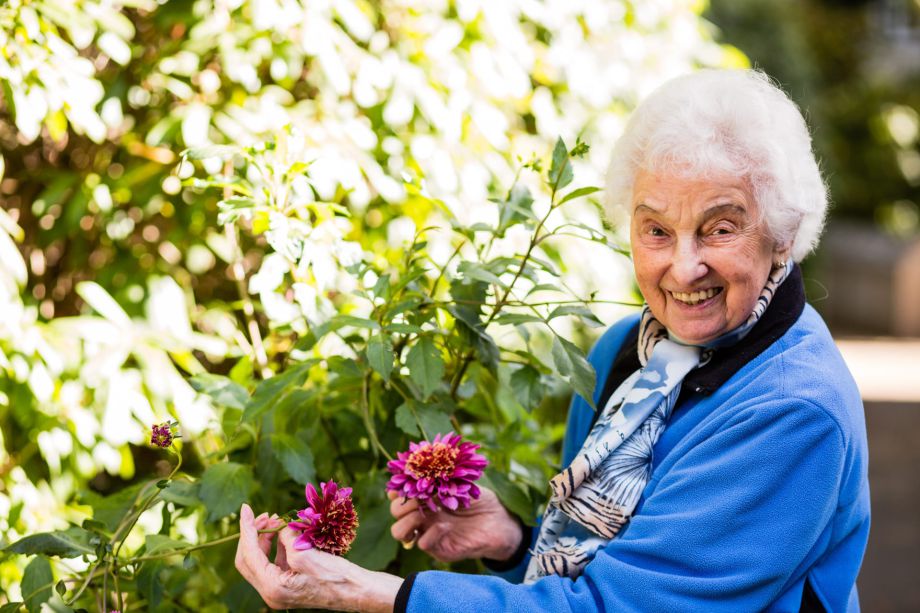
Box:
[774,259,787,269]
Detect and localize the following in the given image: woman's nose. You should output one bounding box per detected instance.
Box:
[670,240,707,285]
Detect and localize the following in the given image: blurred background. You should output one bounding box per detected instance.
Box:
[0,0,917,609]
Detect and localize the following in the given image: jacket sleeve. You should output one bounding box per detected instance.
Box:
[400,397,846,613]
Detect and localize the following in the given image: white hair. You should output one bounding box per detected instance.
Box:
[605,69,828,262]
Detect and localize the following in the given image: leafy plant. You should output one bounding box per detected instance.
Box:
[1,134,628,611]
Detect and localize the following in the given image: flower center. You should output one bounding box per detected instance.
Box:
[405,442,459,481]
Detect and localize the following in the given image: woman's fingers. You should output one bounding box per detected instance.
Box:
[389,495,420,519]
[236,504,284,591]
[390,511,425,543]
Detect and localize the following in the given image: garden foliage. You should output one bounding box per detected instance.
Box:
[0,0,742,609]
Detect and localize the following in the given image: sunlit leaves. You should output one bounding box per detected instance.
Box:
[549,137,574,193]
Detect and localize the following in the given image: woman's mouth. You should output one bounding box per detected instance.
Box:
[669,287,724,306]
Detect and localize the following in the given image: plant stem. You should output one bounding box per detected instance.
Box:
[126,527,282,565]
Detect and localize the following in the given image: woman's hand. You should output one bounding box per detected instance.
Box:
[389,486,524,563]
[235,504,402,612]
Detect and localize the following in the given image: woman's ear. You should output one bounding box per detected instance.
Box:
[772,242,792,267]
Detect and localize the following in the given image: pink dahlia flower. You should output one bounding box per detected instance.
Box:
[287,481,359,555]
[386,432,488,512]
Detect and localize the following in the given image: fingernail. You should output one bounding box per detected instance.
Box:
[241,503,253,520]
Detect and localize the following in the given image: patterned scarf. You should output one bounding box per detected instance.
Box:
[524,261,793,582]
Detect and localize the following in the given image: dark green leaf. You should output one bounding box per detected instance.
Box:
[557,185,601,206]
[366,335,394,382]
[406,338,444,399]
[415,405,454,439]
[54,580,65,597]
[270,432,316,485]
[222,579,265,613]
[144,534,190,555]
[548,137,573,192]
[136,560,164,609]
[198,462,255,522]
[510,365,545,412]
[159,479,200,507]
[0,603,22,613]
[548,304,604,328]
[494,312,544,325]
[22,555,53,612]
[4,527,94,558]
[346,503,398,571]
[79,481,146,532]
[479,469,535,524]
[394,402,420,437]
[242,361,313,423]
[552,336,597,409]
[189,373,249,410]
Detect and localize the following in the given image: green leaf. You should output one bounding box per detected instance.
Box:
[366,335,394,382]
[510,365,545,412]
[548,304,604,328]
[144,534,190,555]
[494,312,544,325]
[415,405,454,439]
[4,527,94,558]
[0,603,22,613]
[198,462,255,522]
[552,336,597,409]
[548,137,573,192]
[191,376,249,410]
[242,361,313,423]
[270,432,316,485]
[406,338,444,399]
[557,185,601,206]
[394,402,420,437]
[346,503,398,571]
[479,469,534,524]
[457,261,505,287]
[79,481,147,532]
[329,314,381,330]
[22,555,53,612]
[499,183,536,230]
[159,479,200,508]
[136,560,164,609]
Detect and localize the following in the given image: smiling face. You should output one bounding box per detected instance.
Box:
[630,169,788,345]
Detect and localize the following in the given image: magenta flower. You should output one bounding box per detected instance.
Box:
[150,420,179,448]
[386,432,488,512]
[288,481,359,556]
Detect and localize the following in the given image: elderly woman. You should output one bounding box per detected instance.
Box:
[235,69,870,612]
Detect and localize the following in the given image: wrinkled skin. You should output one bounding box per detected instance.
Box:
[235,504,401,612]
[388,486,523,563]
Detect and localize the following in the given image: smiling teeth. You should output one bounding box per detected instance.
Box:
[671,287,722,305]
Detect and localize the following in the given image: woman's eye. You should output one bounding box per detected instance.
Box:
[648,226,666,237]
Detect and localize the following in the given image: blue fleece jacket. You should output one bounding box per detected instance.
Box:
[402,305,870,612]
